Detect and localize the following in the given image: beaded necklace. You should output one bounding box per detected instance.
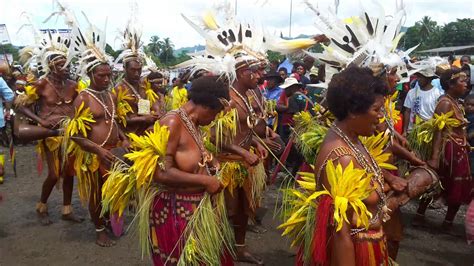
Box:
[176,108,213,174]
[84,89,116,147]
[331,124,390,225]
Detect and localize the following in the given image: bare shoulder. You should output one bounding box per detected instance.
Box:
[73,91,91,106]
[159,112,181,133]
[435,96,452,114]
[34,78,47,92]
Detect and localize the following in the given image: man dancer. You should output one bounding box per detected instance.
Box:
[65,21,129,247]
[17,33,82,225]
[114,18,158,135]
[219,58,268,264]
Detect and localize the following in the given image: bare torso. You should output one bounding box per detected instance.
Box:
[36,77,77,129]
[77,91,120,148]
[160,112,209,192]
[314,130,383,230]
[229,89,254,150]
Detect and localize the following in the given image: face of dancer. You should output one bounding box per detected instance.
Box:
[451,74,468,98]
[238,65,261,89]
[386,67,400,92]
[50,57,70,79]
[151,78,166,94]
[349,95,385,137]
[90,64,112,91]
[125,60,142,83]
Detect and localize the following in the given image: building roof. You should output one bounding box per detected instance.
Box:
[418,45,474,53]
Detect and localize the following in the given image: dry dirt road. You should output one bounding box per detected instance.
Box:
[0,146,473,265]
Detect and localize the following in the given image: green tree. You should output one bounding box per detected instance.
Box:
[0,44,19,61]
[147,35,163,57]
[440,19,474,47]
[174,49,191,65]
[105,44,121,59]
[159,37,175,65]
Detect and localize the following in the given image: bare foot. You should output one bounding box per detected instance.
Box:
[235,245,264,265]
[37,212,53,226]
[62,213,85,223]
[95,231,116,247]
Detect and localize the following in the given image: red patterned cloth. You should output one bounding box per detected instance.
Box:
[150,191,233,266]
[439,139,473,205]
[352,229,390,266]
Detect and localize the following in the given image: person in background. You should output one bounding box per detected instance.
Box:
[269,60,280,73]
[263,72,283,129]
[277,77,314,176]
[461,55,471,67]
[293,62,310,86]
[278,67,288,81]
[0,77,14,184]
[403,67,443,135]
[465,94,474,178]
[414,67,472,233]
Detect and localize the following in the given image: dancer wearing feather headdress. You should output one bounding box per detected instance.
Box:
[277,0,448,263]
[142,56,169,118]
[16,19,83,225]
[64,17,129,247]
[145,75,234,265]
[113,8,158,135]
[179,3,316,264]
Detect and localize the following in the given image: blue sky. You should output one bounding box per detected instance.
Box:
[1,0,473,49]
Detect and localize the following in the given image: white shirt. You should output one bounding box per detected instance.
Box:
[403,79,443,130]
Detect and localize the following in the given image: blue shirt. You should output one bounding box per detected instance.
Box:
[264,86,283,101]
[0,77,14,128]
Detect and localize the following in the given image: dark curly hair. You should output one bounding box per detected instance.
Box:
[439,67,463,91]
[188,75,230,110]
[327,66,389,120]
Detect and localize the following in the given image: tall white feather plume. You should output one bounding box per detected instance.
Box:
[66,13,112,78]
[43,0,78,29]
[304,0,417,84]
[17,13,69,77]
[179,3,315,83]
[115,2,146,65]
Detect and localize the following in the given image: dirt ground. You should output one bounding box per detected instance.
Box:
[0,145,473,266]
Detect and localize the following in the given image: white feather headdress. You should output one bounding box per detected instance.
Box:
[176,2,315,83]
[66,13,112,78]
[115,3,146,66]
[17,13,70,78]
[304,0,417,84]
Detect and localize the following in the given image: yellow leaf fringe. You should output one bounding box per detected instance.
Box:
[170,86,188,110]
[14,85,39,107]
[113,86,134,127]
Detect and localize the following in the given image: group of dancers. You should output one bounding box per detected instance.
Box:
[2,1,472,265]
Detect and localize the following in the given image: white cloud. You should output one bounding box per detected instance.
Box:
[1,0,472,49]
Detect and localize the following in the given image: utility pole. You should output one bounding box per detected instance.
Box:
[235,0,238,15]
[289,0,293,38]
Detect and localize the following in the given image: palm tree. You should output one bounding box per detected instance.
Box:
[419,16,437,40]
[147,36,163,57]
[160,37,175,65]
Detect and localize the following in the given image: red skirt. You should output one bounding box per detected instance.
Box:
[149,191,233,266]
[439,139,473,205]
[352,229,390,266]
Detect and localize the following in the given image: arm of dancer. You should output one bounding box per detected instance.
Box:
[155,115,222,194]
[16,80,52,128]
[323,155,357,266]
[427,100,450,170]
[391,140,425,166]
[220,142,260,166]
[382,169,407,193]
